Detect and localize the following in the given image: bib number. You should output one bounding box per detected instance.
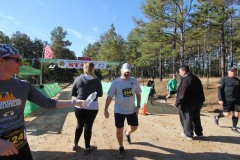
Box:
[2,128,26,148]
[122,88,133,97]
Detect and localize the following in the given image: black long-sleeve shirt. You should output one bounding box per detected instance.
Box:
[218,76,240,103]
[175,73,205,107]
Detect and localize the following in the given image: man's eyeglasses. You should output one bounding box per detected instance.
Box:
[2,57,22,63]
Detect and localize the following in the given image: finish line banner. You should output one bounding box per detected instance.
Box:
[57,59,107,69]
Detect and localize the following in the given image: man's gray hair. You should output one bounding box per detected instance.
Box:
[179,65,190,72]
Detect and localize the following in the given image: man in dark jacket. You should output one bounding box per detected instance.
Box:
[214,67,240,134]
[175,65,205,140]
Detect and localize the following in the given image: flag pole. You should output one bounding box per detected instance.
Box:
[40,44,44,85]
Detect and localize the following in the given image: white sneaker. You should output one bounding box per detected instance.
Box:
[181,133,193,140]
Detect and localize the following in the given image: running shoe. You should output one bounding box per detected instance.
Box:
[72,145,81,152]
[83,146,97,156]
[232,128,240,134]
[214,116,219,125]
[117,146,125,159]
[125,130,131,144]
[181,133,193,140]
[195,134,204,138]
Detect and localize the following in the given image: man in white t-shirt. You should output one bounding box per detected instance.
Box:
[104,63,141,159]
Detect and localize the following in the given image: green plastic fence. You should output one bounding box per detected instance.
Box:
[101,81,151,109]
[24,83,62,117]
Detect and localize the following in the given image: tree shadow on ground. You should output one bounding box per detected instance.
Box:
[26,90,73,136]
[58,83,71,90]
[26,107,74,135]
[31,142,240,160]
[146,100,179,115]
[57,90,72,100]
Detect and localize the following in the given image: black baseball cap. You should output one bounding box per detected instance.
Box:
[228,66,237,72]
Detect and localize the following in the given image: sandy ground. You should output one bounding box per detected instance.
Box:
[25,84,240,160]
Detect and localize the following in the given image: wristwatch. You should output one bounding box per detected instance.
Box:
[136,106,140,108]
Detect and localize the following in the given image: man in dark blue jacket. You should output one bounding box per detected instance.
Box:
[175,65,205,140]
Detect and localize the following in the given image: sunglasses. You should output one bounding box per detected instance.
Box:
[3,57,22,63]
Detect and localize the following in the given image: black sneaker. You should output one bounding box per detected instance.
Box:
[125,130,131,144]
[214,116,219,125]
[72,145,81,152]
[231,128,240,134]
[195,134,204,138]
[117,146,125,159]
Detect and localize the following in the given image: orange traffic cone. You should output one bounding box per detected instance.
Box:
[142,103,147,115]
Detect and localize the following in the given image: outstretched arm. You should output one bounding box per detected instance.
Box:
[55,99,84,109]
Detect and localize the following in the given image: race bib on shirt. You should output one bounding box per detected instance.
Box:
[2,127,27,149]
[122,88,133,97]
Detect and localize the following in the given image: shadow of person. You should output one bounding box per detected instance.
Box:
[31,143,240,160]
[192,135,240,145]
[130,141,240,160]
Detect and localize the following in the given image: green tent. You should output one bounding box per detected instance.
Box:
[18,65,41,76]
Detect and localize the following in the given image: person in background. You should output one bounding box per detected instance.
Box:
[175,65,205,140]
[104,63,141,159]
[214,67,240,134]
[0,44,84,160]
[71,62,103,155]
[94,69,103,80]
[166,74,177,99]
[147,76,155,104]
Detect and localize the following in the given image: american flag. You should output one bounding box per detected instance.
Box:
[44,45,54,59]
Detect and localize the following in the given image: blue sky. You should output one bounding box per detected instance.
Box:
[0,0,145,57]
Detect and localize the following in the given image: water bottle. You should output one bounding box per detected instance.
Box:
[82,92,97,108]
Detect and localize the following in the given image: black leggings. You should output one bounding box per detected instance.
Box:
[74,108,98,148]
[0,142,33,160]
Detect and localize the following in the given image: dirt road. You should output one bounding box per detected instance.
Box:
[25,85,240,160]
